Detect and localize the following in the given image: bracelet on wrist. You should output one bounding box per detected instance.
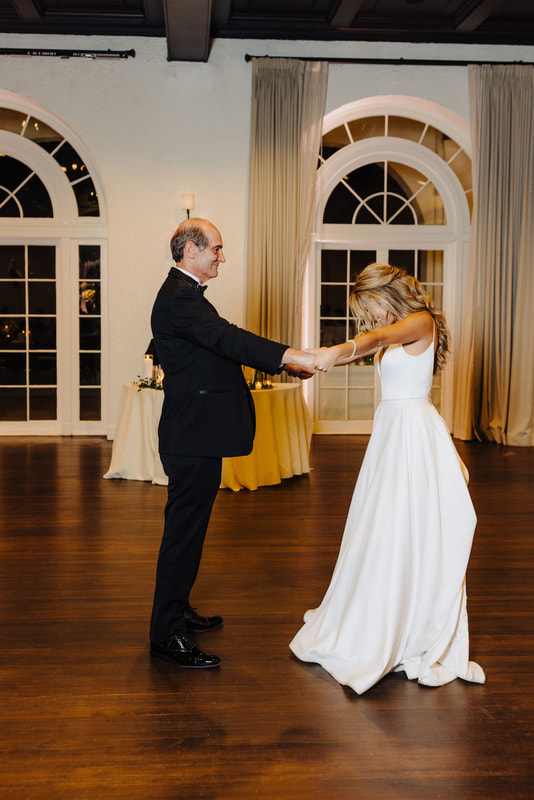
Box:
[346,339,357,360]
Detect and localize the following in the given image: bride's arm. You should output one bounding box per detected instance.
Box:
[310,312,434,372]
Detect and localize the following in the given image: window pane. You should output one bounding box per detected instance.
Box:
[16,174,53,217]
[349,364,375,388]
[426,285,443,309]
[28,246,55,278]
[388,116,425,143]
[319,389,346,420]
[321,250,347,282]
[72,176,100,217]
[23,117,63,152]
[0,388,26,420]
[0,245,25,278]
[386,195,416,224]
[0,352,26,384]
[448,149,472,192]
[0,195,20,217]
[350,251,376,281]
[0,318,26,349]
[347,116,385,141]
[79,281,100,315]
[320,319,346,347]
[0,155,31,190]
[323,182,358,224]
[53,141,88,182]
[412,182,446,224]
[29,388,56,420]
[80,353,100,385]
[78,245,101,420]
[348,163,384,197]
[389,251,415,276]
[80,388,101,421]
[0,282,25,314]
[79,245,101,279]
[387,161,427,196]
[0,108,27,134]
[29,353,57,385]
[321,285,347,317]
[28,317,56,349]
[29,282,56,314]
[322,125,351,159]
[80,317,101,350]
[348,388,375,420]
[354,201,382,225]
[421,125,450,155]
[419,251,443,284]
[318,366,347,388]
[465,189,473,217]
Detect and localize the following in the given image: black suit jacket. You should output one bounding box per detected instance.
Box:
[151,268,288,458]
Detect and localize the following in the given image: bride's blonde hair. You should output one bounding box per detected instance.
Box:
[350,263,449,373]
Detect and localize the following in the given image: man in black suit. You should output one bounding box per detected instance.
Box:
[149,218,313,668]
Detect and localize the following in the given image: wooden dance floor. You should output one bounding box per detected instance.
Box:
[1,434,532,799]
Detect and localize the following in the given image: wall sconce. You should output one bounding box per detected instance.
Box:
[181,193,195,218]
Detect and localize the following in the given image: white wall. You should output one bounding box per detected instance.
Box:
[1,33,533,434]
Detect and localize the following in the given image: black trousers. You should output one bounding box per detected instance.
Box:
[149,453,222,644]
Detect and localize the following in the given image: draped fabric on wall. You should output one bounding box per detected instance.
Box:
[246,58,328,352]
[453,64,534,446]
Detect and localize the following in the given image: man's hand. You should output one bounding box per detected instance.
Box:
[281,348,316,379]
[284,363,315,380]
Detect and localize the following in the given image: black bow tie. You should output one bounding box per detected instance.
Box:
[197,283,207,295]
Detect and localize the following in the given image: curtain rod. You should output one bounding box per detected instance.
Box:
[0,48,135,59]
[244,54,533,67]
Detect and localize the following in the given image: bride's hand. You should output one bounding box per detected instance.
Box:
[306,346,340,373]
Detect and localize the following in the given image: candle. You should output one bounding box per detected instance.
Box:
[143,354,153,379]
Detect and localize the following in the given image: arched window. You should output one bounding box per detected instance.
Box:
[304,97,472,433]
[0,91,107,434]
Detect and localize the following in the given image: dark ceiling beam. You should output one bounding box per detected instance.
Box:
[163,0,212,62]
[329,0,366,29]
[211,0,232,28]
[142,0,164,25]
[453,0,508,32]
[9,0,42,22]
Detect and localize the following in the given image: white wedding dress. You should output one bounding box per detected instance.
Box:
[290,335,485,694]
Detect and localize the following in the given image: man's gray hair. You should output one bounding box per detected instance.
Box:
[170,220,208,262]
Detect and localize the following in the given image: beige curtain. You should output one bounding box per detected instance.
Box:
[453,65,534,446]
[246,57,328,349]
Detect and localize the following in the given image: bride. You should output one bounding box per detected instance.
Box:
[289,263,485,694]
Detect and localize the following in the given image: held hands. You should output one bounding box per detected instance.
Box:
[284,363,315,380]
[281,344,348,377]
[281,347,316,379]
[306,345,343,373]
[286,339,357,374]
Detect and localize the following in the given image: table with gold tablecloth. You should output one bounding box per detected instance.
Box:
[104,382,313,491]
[221,383,313,491]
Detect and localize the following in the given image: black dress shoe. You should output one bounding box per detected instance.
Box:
[150,634,220,669]
[184,605,223,634]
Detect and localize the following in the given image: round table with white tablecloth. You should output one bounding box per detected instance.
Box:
[103,382,167,485]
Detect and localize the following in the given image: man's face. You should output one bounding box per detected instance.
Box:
[193,226,226,283]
